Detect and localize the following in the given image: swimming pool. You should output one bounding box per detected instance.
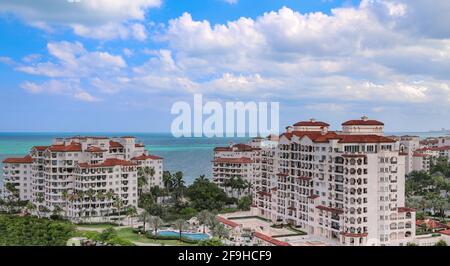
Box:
[158,230,210,240]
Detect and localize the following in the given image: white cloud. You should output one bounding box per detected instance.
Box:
[149,2,450,104]
[16,41,126,78]
[0,0,160,40]
[74,91,100,102]
[10,0,450,111]
[21,79,100,102]
[223,0,238,4]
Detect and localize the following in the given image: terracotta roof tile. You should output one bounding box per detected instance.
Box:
[3,155,33,164]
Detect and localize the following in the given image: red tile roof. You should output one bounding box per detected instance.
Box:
[342,119,384,126]
[109,141,124,148]
[3,155,33,164]
[32,146,48,151]
[416,219,447,229]
[294,121,330,127]
[216,216,239,228]
[439,229,450,236]
[86,146,106,152]
[308,195,320,199]
[212,157,253,164]
[78,158,137,168]
[397,207,415,213]
[282,131,395,144]
[48,143,82,152]
[254,232,290,246]
[132,154,163,160]
[416,146,450,152]
[297,176,312,181]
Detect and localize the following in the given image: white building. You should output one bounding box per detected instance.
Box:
[212,143,259,198]
[398,136,421,174]
[2,136,163,221]
[215,116,416,246]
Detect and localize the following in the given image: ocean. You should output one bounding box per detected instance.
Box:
[0,132,249,186]
[0,131,447,186]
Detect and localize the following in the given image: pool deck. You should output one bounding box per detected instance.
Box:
[218,211,337,246]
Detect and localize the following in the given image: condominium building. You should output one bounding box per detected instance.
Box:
[2,136,163,221]
[215,116,416,246]
[212,143,259,198]
[397,136,421,174]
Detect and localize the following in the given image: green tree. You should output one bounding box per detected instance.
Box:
[238,195,253,211]
[126,206,138,226]
[186,176,227,211]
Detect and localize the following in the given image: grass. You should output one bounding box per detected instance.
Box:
[116,228,195,246]
[76,223,120,229]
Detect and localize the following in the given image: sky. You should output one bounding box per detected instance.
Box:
[0,0,450,133]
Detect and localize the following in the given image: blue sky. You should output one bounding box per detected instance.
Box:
[0,0,450,133]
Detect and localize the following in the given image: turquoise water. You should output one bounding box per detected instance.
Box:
[158,230,210,240]
[0,131,447,186]
[0,132,249,186]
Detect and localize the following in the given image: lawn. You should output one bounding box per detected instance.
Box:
[76,223,120,229]
[116,228,195,246]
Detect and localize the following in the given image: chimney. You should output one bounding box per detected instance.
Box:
[310,118,316,123]
[286,126,293,133]
[361,115,369,121]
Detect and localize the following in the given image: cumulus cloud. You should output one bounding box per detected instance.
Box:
[148,1,450,105]
[16,41,126,78]
[20,79,99,102]
[9,0,450,112]
[0,0,161,40]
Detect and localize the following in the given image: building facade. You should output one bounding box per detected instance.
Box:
[2,136,163,221]
[215,116,417,246]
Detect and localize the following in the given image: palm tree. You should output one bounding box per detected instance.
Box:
[163,171,173,191]
[148,216,164,237]
[137,167,149,196]
[67,193,78,219]
[105,190,115,218]
[139,210,151,232]
[172,172,185,205]
[76,190,85,218]
[126,206,138,226]
[197,210,213,233]
[61,189,69,218]
[173,219,187,240]
[36,192,45,218]
[96,191,106,219]
[86,189,96,222]
[113,196,123,218]
[25,201,36,215]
